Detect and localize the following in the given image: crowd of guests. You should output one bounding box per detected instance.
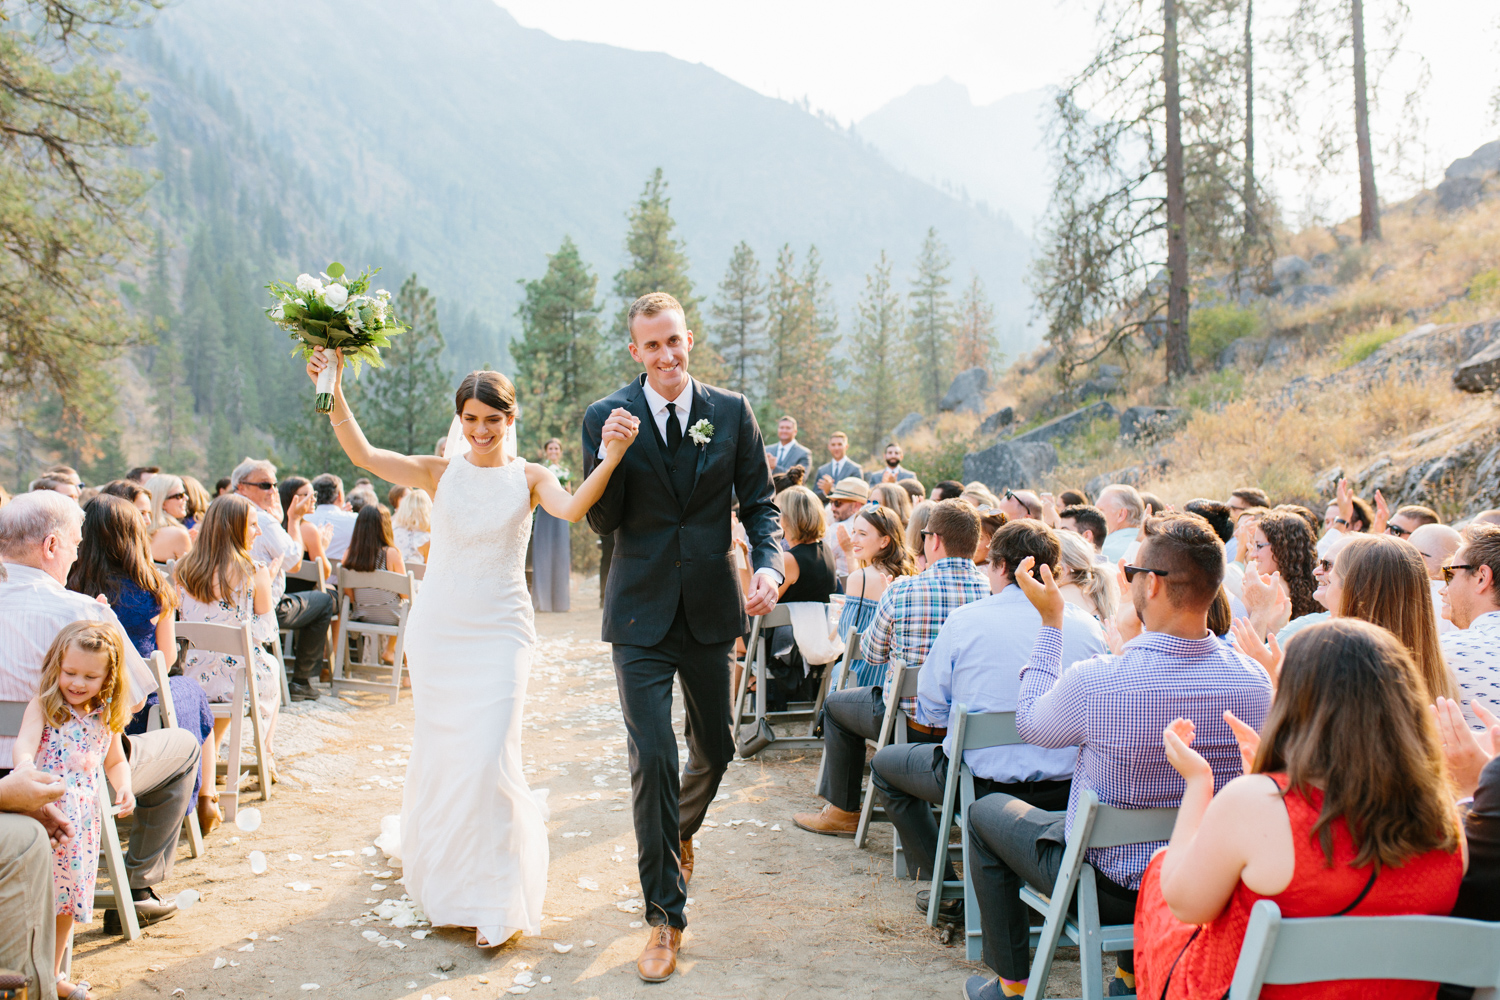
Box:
[755,423,1500,1000]
[0,459,435,1000]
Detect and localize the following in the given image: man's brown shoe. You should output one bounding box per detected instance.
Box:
[680,838,695,884]
[636,924,682,982]
[792,803,859,837]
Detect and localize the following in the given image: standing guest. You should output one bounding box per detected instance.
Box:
[29,477,80,502]
[1058,489,1089,507]
[963,514,1272,1000]
[66,495,218,835]
[997,489,1040,522]
[1056,530,1117,621]
[305,472,358,561]
[533,438,573,613]
[387,484,410,513]
[814,431,863,500]
[180,475,211,531]
[835,506,916,688]
[145,473,193,563]
[1410,522,1463,632]
[342,504,407,664]
[213,477,231,497]
[766,415,812,475]
[99,479,151,522]
[278,477,332,592]
[975,510,1009,568]
[1134,620,1464,1000]
[1096,484,1145,564]
[1224,487,1270,561]
[1439,523,1500,728]
[393,488,433,566]
[1057,504,1108,555]
[932,480,966,502]
[793,500,988,837]
[0,491,200,933]
[1251,509,1321,620]
[825,478,870,581]
[232,459,331,702]
[907,500,937,571]
[125,466,160,486]
[871,482,912,530]
[871,520,1104,916]
[867,441,917,484]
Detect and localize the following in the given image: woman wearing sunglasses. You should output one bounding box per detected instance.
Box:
[145,472,193,562]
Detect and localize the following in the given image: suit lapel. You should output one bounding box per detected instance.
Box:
[686,380,714,504]
[626,376,676,497]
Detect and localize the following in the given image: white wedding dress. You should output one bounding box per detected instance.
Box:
[399,452,548,944]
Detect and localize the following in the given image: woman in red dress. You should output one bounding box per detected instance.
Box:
[1136,619,1466,1000]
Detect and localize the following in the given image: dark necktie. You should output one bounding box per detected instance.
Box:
[665,401,682,454]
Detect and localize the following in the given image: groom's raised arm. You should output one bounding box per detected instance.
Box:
[582,400,626,536]
[732,395,784,578]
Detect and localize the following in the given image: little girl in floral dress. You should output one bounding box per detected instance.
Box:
[12,621,135,1000]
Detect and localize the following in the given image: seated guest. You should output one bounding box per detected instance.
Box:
[963,513,1272,1000]
[392,488,433,566]
[932,480,966,502]
[998,489,1040,522]
[1056,530,1116,621]
[342,504,408,665]
[793,500,988,836]
[42,465,81,489]
[906,500,936,571]
[1410,523,1462,633]
[836,506,917,688]
[100,478,151,521]
[1095,484,1145,563]
[1330,479,1375,535]
[1382,502,1440,538]
[871,520,1104,915]
[814,431,863,501]
[0,764,73,1000]
[1252,509,1320,620]
[897,477,926,503]
[1432,696,1500,999]
[771,486,836,603]
[1058,488,1089,507]
[974,510,1009,569]
[279,476,331,590]
[180,475,210,531]
[962,485,1001,510]
[1139,491,1169,514]
[0,491,199,932]
[1440,524,1500,727]
[1135,620,1464,1000]
[145,473,193,562]
[825,478,870,581]
[29,477,80,502]
[1334,535,1456,703]
[347,484,378,512]
[387,484,410,513]
[870,482,912,530]
[1262,531,1352,645]
[772,465,808,496]
[1225,487,1270,561]
[1186,498,1238,603]
[125,466,160,486]
[214,477,231,497]
[767,414,812,475]
[867,441,917,484]
[305,473,358,561]
[1057,504,1108,555]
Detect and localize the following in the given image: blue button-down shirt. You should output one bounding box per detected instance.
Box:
[1017,625,1273,889]
[862,556,991,712]
[917,586,1105,783]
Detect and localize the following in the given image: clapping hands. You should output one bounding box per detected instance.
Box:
[1163,718,1212,782]
[1241,568,1291,635]
[1230,616,1283,686]
[1431,696,1498,798]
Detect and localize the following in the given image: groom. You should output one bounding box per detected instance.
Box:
[583,292,783,982]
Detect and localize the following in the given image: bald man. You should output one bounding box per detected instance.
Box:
[1411,523,1463,633]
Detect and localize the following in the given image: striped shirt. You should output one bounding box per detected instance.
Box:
[1017,625,1273,889]
[861,557,991,712]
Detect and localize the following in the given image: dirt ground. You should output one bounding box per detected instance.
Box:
[78,578,1086,999]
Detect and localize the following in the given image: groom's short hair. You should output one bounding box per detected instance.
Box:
[627,292,686,339]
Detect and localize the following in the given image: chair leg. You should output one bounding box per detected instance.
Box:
[1077,869,1107,1000]
[1023,880,1077,1000]
[182,808,204,859]
[97,775,140,941]
[243,658,271,802]
[222,673,244,823]
[806,664,833,737]
[964,808,983,961]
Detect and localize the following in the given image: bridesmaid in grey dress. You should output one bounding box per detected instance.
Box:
[532,438,571,612]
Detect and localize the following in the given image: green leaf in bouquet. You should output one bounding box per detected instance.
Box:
[327,262,346,279]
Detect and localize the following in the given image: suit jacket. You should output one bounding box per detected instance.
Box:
[813,458,865,501]
[583,375,783,647]
[1440,754,1500,1000]
[766,440,812,475]
[866,466,917,485]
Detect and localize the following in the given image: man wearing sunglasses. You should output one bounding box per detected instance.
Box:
[997,489,1040,522]
[1407,523,1462,636]
[1381,503,1439,539]
[1439,524,1500,729]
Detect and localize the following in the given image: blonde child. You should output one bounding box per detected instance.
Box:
[12,621,134,1000]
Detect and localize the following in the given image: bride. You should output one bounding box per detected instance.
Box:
[305,347,639,947]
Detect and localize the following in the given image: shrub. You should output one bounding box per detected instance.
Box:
[1339,324,1404,366]
[1470,267,1500,301]
[1189,304,1261,364]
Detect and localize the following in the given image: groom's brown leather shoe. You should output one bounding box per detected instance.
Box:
[636,924,682,982]
[680,838,695,884]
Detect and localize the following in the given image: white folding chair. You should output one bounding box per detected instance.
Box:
[277,559,330,706]
[812,630,863,791]
[142,649,205,858]
[730,605,828,755]
[1021,791,1179,1000]
[925,706,1027,961]
[331,566,415,705]
[407,562,425,582]
[1230,899,1500,1000]
[178,621,270,823]
[852,659,920,851]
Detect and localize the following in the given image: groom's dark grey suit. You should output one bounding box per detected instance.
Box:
[582,374,782,930]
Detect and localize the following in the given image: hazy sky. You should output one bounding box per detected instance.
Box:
[499,0,1498,214]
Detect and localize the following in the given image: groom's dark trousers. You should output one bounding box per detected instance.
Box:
[583,374,783,931]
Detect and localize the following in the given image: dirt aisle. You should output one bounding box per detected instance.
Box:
[80,581,1084,999]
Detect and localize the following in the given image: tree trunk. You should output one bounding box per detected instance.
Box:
[1163,0,1192,379]
[1352,0,1381,242]
[1243,0,1256,239]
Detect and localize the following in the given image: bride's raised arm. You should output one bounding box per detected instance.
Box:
[307,347,446,495]
[528,409,639,523]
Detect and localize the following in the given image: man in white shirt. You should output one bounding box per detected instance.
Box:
[1440,523,1500,728]
[1409,522,1461,635]
[0,491,198,929]
[305,472,359,562]
[1096,483,1145,564]
[232,459,334,701]
[766,415,812,474]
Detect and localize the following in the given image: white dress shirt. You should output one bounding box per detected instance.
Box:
[0,563,156,767]
[1442,609,1500,729]
[251,507,303,605]
[306,504,358,562]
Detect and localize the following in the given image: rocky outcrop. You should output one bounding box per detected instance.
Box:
[1454,340,1500,393]
[1119,405,1186,442]
[1011,400,1117,446]
[978,406,1015,435]
[1437,139,1500,212]
[890,412,924,440]
[962,440,1057,492]
[939,367,989,414]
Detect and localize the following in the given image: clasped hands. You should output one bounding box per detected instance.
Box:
[0,766,76,849]
[599,408,641,460]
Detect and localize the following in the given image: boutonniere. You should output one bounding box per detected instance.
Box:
[688,419,714,446]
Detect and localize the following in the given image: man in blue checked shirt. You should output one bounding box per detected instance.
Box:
[962,513,1272,1000]
[793,500,989,837]
[869,519,1105,919]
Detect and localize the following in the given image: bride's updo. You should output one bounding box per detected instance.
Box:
[455,370,516,417]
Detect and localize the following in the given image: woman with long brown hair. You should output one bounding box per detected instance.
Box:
[838,504,917,688]
[1336,534,1458,702]
[1251,509,1321,619]
[1136,619,1465,1000]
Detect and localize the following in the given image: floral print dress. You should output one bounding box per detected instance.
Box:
[178,582,280,731]
[36,705,112,920]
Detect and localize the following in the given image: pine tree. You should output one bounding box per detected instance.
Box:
[953,273,999,374]
[849,252,907,456]
[709,241,767,399]
[364,274,453,456]
[150,330,196,468]
[513,237,609,462]
[761,245,840,447]
[762,245,812,430]
[906,228,955,412]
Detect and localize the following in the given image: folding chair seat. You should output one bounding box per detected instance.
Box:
[141,650,204,858]
[731,605,830,756]
[1021,791,1177,1000]
[278,559,330,704]
[178,621,270,823]
[331,566,415,705]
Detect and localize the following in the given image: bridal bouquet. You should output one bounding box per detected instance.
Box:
[265,262,408,413]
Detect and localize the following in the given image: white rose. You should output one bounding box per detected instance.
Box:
[295,274,321,294]
[270,304,285,320]
[323,283,349,309]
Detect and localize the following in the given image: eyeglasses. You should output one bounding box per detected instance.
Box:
[1253,540,1272,551]
[921,529,938,540]
[166,491,188,502]
[1442,563,1475,583]
[1122,564,1170,582]
[1316,558,1333,573]
[976,504,997,515]
[863,499,881,510]
[1385,523,1410,538]
[242,481,276,491]
[1005,490,1036,518]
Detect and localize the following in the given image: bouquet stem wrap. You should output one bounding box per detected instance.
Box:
[314,360,338,414]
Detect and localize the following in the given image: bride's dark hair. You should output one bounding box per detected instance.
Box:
[455,370,516,417]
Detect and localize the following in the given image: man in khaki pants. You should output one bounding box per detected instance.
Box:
[0,766,73,1000]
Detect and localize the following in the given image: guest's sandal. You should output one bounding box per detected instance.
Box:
[197,792,222,836]
[58,975,92,1000]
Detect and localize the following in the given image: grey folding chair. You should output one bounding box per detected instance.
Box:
[1229,899,1500,1000]
[179,620,270,822]
[852,659,919,851]
[331,566,416,705]
[731,605,828,755]
[925,706,1025,962]
[1021,791,1178,1000]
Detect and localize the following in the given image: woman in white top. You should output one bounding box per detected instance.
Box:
[392,487,433,564]
[146,473,193,562]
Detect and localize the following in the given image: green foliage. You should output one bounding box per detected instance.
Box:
[1340,324,1404,366]
[710,241,767,398]
[1470,268,1500,300]
[363,274,453,457]
[848,251,907,457]
[953,273,999,374]
[1176,368,1245,410]
[1051,416,1123,468]
[762,245,842,447]
[1334,246,1369,285]
[906,228,955,412]
[900,433,973,488]
[1189,303,1260,363]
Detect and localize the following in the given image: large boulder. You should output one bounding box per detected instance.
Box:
[939,366,989,414]
[1012,400,1117,446]
[1269,255,1311,293]
[1437,139,1500,211]
[890,411,925,440]
[1280,284,1336,309]
[962,440,1057,492]
[1119,405,1186,442]
[978,406,1015,436]
[1454,340,1500,393]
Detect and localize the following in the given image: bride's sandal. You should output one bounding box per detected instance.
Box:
[197,793,222,836]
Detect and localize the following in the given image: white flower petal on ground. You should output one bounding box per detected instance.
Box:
[552,942,572,953]
[287,854,302,861]
[248,851,266,874]
[212,958,228,970]
[237,943,254,953]
[235,807,262,832]
[285,881,313,892]
[300,985,320,992]
[576,877,599,891]
[175,889,200,911]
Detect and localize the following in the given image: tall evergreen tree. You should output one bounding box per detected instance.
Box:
[906,228,955,412]
[513,237,609,462]
[849,252,906,456]
[762,244,811,429]
[364,273,453,456]
[953,273,999,374]
[709,241,767,399]
[150,331,196,468]
[775,246,841,450]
